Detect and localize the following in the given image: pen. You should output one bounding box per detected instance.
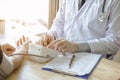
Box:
[69,54,76,69]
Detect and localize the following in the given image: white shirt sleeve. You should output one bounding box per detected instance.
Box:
[0,53,14,77]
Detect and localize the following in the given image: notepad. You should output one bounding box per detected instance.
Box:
[42,52,102,79]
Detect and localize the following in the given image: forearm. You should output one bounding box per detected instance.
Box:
[9,51,24,70]
[88,37,120,54]
[9,49,24,69]
[0,53,24,78]
[0,54,14,76]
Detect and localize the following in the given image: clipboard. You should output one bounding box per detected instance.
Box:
[42,52,102,79]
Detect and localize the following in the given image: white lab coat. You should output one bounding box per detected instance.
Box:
[49,0,120,55]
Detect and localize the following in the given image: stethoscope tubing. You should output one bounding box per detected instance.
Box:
[102,0,106,13]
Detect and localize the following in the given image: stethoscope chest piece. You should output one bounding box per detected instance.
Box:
[99,14,107,22]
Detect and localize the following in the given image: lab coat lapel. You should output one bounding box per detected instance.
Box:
[76,0,93,18]
[64,0,94,41]
[66,0,92,24]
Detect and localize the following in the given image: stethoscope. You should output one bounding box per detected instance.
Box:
[68,0,107,22]
[98,0,107,22]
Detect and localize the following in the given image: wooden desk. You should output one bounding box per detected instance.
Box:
[6,57,120,80]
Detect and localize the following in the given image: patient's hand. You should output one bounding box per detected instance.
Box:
[16,35,30,53]
[1,35,30,55]
[1,43,16,55]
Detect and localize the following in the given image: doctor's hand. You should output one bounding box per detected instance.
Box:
[47,39,79,53]
[36,33,55,47]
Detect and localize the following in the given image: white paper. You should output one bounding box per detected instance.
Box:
[43,52,102,76]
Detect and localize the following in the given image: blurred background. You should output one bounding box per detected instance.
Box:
[0,0,62,45]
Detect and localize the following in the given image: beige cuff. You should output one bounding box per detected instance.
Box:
[77,42,91,52]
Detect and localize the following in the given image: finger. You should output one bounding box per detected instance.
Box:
[17,37,23,46]
[63,48,68,53]
[47,39,62,48]
[19,38,23,45]
[61,49,66,56]
[22,37,31,46]
[47,40,56,49]
[58,45,66,52]
[58,45,66,56]
[17,36,30,47]
[54,39,66,50]
[43,35,48,46]
[40,36,44,46]
[17,40,20,46]
[39,34,47,46]
[48,35,54,44]
[22,35,28,42]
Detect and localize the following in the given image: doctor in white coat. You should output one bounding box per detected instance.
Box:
[38,0,120,59]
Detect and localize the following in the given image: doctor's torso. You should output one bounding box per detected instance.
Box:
[63,0,113,42]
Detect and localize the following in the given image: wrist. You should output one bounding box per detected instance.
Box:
[77,42,91,52]
[73,43,79,53]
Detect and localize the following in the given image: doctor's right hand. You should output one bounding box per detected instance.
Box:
[36,33,55,47]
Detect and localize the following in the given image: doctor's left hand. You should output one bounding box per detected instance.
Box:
[47,39,79,53]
